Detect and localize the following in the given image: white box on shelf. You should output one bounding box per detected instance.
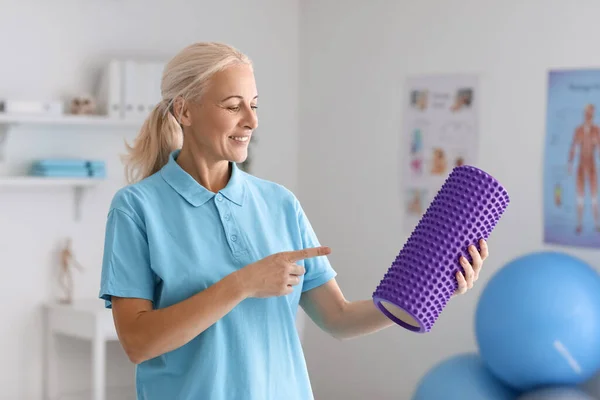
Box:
[0,99,64,115]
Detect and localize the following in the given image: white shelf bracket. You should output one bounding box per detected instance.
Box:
[73,186,84,221]
[0,124,9,165]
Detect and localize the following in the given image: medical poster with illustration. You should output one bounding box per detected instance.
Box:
[401,74,479,235]
[544,69,600,248]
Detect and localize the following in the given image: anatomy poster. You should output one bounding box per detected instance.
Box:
[401,74,480,234]
[544,69,600,248]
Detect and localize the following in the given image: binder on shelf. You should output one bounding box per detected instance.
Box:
[123,59,137,120]
[136,60,165,117]
[96,60,123,118]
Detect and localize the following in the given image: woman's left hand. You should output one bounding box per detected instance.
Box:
[454,239,488,296]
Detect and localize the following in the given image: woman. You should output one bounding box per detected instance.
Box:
[99,42,488,400]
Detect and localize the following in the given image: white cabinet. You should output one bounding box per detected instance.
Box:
[43,299,124,400]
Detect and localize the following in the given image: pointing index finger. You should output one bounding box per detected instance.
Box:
[284,246,331,262]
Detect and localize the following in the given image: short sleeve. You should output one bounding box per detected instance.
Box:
[99,207,156,308]
[295,198,337,292]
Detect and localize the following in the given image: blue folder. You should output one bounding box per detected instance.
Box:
[29,159,107,178]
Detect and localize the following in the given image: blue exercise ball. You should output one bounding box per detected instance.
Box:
[475,251,600,392]
[517,386,596,400]
[412,353,517,400]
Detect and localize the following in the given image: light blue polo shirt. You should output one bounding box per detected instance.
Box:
[99,149,336,400]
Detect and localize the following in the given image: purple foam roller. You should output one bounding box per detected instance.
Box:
[373,165,510,333]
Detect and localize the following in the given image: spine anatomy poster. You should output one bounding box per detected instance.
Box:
[544,69,600,248]
[401,74,479,234]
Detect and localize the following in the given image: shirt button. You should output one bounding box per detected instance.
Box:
[230,235,237,242]
[224,213,230,221]
[216,194,223,202]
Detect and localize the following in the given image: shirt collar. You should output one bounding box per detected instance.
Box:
[160,149,246,207]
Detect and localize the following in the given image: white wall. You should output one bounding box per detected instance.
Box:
[299,0,600,399]
[0,1,299,399]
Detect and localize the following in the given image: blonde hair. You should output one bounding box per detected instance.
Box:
[122,42,252,184]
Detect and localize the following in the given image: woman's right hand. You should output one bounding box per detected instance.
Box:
[235,246,331,298]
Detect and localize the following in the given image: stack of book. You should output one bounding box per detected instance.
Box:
[29,159,106,178]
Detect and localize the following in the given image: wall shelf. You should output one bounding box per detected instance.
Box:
[0,176,102,187]
[0,113,144,168]
[0,113,144,128]
[0,113,144,151]
[0,114,135,220]
[0,176,104,220]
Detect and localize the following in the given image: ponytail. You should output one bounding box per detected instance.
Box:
[122,100,183,184]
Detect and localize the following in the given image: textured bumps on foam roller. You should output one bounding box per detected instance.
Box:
[373,165,510,333]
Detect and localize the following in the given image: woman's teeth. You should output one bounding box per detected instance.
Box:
[230,136,249,142]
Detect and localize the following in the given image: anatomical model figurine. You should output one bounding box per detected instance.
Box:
[58,237,84,304]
